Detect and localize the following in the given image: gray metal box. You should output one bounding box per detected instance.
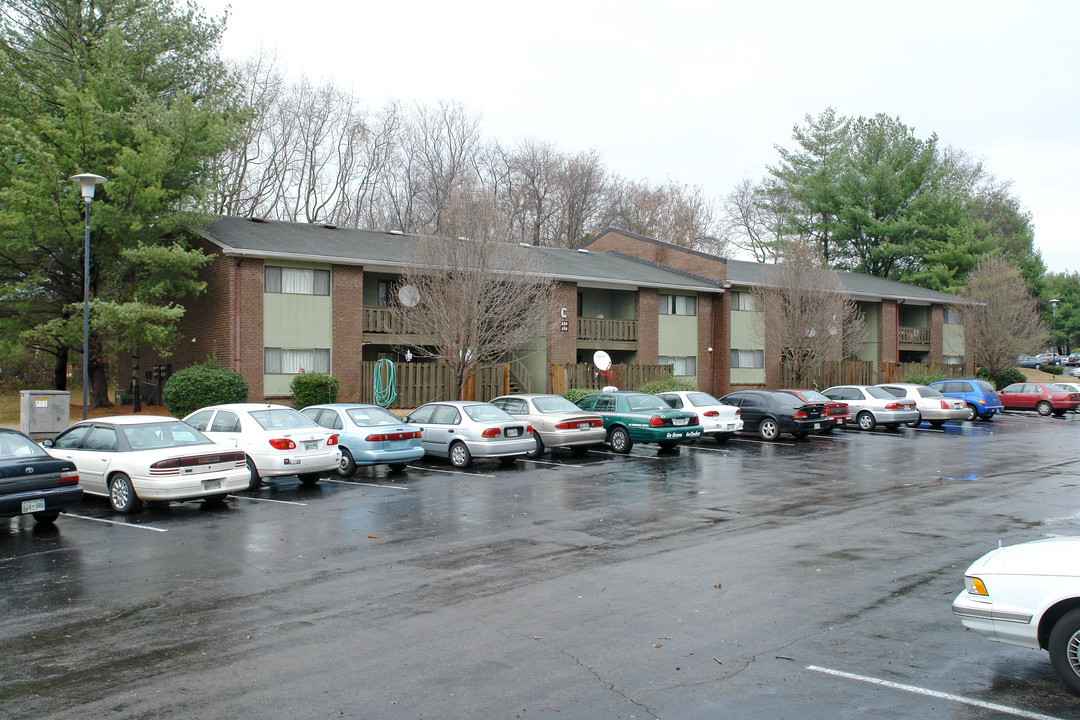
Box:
[20,390,70,436]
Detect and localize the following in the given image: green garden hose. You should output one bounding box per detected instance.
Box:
[373,358,397,407]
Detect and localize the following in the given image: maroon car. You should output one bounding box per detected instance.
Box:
[998,382,1080,417]
[778,389,852,431]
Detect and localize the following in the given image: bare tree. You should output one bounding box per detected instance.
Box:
[599,177,724,252]
[552,149,607,247]
[723,177,790,262]
[392,192,556,399]
[751,239,866,386]
[961,257,1046,379]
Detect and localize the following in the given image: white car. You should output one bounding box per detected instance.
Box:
[875,382,969,427]
[821,385,920,430]
[953,537,1080,695]
[184,403,341,487]
[404,401,535,468]
[656,391,743,442]
[44,416,250,513]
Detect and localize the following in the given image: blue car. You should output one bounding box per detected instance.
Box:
[301,403,425,476]
[928,379,1004,421]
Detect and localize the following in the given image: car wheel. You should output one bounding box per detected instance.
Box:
[449,441,472,468]
[715,433,733,443]
[1054,410,1067,417]
[498,456,519,466]
[658,440,679,451]
[964,404,978,421]
[32,510,60,524]
[905,414,922,428]
[856,411,876,431]
[388,463,408,472]
[885,423,900,430]
[609,426,633,454]
[978,414,994,422]
[298,473,321,485]
[337,447,356,478]
[529,434,545,459]
[202,494,229,506]
[929,420,945,428]
[246,457,262,490]
[820,425,835,434]
[1049,608,1080,696]
[109,473,143,514]
[1037,400,1053,416]
[758,418,779,441]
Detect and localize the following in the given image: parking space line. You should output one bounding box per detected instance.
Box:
[806,665,1066,720]
[406,466,496,478]
[63,513,168,532]
[353,482,410,490]
[227,495,308,506]
[520,459,586,468]
[685,445,729,454]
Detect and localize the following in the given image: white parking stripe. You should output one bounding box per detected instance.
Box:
[806,665,1067,720]
[227,495,307,506]
[520,459,586,468]
[406,466,496,478]
[63,513,168,532]
[685,445,730,454]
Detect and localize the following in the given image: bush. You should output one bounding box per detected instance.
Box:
[637,376,697,394]
[992,369,1026,390]
[1037,364,1064,376]
[900,370,952,386]
[564,388,600,404]
[163,360,248,417]
[290,373,339,408]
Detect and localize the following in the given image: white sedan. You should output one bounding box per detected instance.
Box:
[184,403,341,488]
[656,391,743,442]
[44,416,250,513]
[953,537,1080,695]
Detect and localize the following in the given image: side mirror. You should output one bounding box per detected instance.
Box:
[41,438,55,448]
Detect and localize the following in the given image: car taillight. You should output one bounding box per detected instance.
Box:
[366,431,423,442]
[481,427,501,438]
[883,402,902,410]
[977,399,986,406]
[649,415,664,426]
[59,470,80,484]
[703,410,719,417]
[735,408,741,416]
[526,425,533,434]
[794,410,807,419]
[269,438,296,450]
[327,434,338,446]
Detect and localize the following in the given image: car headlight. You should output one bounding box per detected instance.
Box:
[965,576,989,596]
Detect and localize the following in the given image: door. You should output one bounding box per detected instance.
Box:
[425,405,461,456]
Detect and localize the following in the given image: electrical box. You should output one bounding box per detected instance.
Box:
[19,390,70,437]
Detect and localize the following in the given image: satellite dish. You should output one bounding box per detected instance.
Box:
[398,285,420,307]
[593,350,612,372]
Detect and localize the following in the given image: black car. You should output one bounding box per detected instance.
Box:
[719,390,827,441]
[0,428,83,524]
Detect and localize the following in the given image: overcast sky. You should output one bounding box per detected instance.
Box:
[200,0,1080,272]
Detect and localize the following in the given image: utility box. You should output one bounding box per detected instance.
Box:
[20,390,70,437]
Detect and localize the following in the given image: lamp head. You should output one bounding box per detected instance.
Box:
[70,173,107,201]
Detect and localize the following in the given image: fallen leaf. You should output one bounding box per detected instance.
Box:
[368,535,379,539]
[714,582,722,589]
[652,643,663,648]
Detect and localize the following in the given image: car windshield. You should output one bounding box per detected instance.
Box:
[687,392,722,407]
[865,387,896,400]
[346,407,403,426]
[248,408,320,430]
[123,421,211,449]
[533,396,581,413]
[0,431,48,459]
[796,390,830,403]
[626,394,669,411]
[463,404,514,422]
[974,380,996,393]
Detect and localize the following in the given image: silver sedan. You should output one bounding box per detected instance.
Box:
[875,383,969,427]
[404,401,536,468]
[821,385,921,431]
[490,394,607,457]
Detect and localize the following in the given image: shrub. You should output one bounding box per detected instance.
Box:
[901,370,951,386]
[992,369,1026,390]
[163,360,248,417]
[564,388,600,404]
[290,373,339,408]
[1037,364,1064,376]
[637,376,697,394]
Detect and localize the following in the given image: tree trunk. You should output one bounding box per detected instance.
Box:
[88,334,110,409]
[53,348,68,391]
[131,348,141,413]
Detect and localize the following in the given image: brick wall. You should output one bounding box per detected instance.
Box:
[697,291,730,396]
[930,305,944,363]
[332,265,364,401]
[585,230,727,284]
[546,281,579,390]
[879,300,898,366]
[636,288,659,364]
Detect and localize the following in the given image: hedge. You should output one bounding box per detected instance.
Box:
[290,373,339,409]
[163,361,248,418]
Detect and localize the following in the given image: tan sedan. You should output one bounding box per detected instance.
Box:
[490,394,607,457]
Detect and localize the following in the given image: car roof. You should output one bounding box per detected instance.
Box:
[491,394,563,400]
[75,415,179,425]
[190,403,293,414]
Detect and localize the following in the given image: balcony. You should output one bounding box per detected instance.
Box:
[898,326,931,348]
[577,317,637,350]
[362,307,423,343]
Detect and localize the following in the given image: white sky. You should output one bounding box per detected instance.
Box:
[201,0,1080,272]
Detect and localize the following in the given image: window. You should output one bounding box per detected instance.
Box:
[730,291,759,312]
[659,294,697,316]
[944,355,964,365]
[943,308,961,324]
[210,411,241,433]
[54,425,91,449]
[85,426,118,452]
[730,349,764,368]
[432,406,461,424]
[185,410,213,432]
[264,348,331,374]
[378,279,392,307]
[658,355,697,375]
[264,267,330,296]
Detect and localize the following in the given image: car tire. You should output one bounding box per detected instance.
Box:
[793,432,809,441]
[885,423,900,430]
[964,404,979,421]
[1054,410,1067,418]
[978,414,994,422]
[658,440,679,451]
[298,473,321,485]
[929,420,945,428]
[1049,608,1080,696]
[32,510,60,524]
[247,457,262,490]
[905,414,922,428]
[1037,401,1053,416]
[715,433,733,443]
[529,434,545,459]
[203,494,229,506]
[609,426,633,454]
[388,463,408,472]
[498,456,519,466]
[758,418,779,441]
[337,447,356,478]
[856,411,876,431]
[449,441,472,468]
[820,425,835,434]
[109,473,143,514]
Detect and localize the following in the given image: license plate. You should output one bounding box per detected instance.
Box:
[506,427,520,437]
[21,499,45,514]
[202,479,221,491]
[813,423,820,430]
[304,440,318,451]
[579,422,591,430]
[672,418,689,426]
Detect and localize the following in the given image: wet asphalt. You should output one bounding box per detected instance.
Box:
[2,412,1080,719]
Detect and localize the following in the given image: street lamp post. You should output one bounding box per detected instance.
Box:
[70,173,107,420]
[1050,298,1060,362]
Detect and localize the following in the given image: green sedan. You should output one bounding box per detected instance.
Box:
[574,391,703,453]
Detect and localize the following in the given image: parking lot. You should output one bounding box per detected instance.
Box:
[2,411,1080,719]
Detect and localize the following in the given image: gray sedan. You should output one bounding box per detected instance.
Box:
[490,394,607,457]
[821,385,921,431]
[404,401,536,468]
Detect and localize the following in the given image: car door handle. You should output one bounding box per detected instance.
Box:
[447,430,454,433]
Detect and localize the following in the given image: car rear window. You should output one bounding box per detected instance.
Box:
[917,387,943,398]
[0,432,48,459]
[464,404,514,422]
[974,380,996,393]
[123,421,211,449]
[797,390,830,403]
[687,392,722,407]
[249,409,320,430]
[626,394,668,411]
[533,396,580,413]
[346,407,402,426]
[865,387,896,399]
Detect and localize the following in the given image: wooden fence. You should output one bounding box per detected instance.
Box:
[879,362,968,383]
[358,361,508,409]
[548,363,674,396]
[778,360,969,389]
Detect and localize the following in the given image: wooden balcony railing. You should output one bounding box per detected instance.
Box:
[898,326,931,345]
[577,317,637,342]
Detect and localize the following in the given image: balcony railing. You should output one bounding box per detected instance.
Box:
[577,317,637,342]
[898,326,931,345]
[362,306,397,334]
